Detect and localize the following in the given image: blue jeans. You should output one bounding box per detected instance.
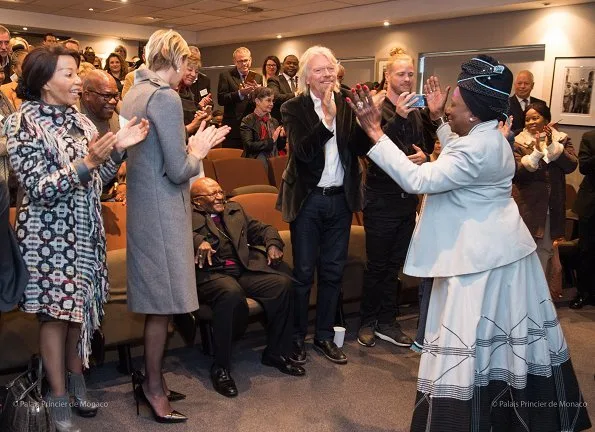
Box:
[290,192,352,341]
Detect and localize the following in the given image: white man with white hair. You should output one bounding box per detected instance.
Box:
[276,45,366,365]
[217,46,263,148]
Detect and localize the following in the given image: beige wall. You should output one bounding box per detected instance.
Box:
[201,2,595,189]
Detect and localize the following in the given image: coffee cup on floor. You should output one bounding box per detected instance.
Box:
[333,326,346,348]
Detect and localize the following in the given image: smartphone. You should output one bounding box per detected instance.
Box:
[409,94,426,108]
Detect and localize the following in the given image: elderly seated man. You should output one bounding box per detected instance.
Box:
[191,177,305,398]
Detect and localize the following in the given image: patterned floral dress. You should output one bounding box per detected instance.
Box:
[3,101,120,367]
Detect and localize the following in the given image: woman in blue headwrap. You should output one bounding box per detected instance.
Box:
[348,55,590,431]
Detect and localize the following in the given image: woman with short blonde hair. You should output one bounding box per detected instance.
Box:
[122,29,229,424]
[145,29,190,73]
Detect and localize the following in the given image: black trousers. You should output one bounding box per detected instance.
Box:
[360,192,416,326]
[197,271,293,369]
[290,192,352,341]
[577,215,595,297]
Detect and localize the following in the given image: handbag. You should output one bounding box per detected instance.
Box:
[0,355,55,432]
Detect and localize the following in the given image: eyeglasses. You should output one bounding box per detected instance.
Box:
[194,190,226,198]
[266,63,277,68]
[87,90,120,102]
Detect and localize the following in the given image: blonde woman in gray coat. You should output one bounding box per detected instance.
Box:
[121,29,230,423]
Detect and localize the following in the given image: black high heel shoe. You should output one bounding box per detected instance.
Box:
[131,370,186,401]
[131,371,187,423]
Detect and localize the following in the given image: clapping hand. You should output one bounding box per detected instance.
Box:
[424,76,450,120]
[272,126,283,142]
[198,94,213,110]
[115,116,150,152]
[188,122,231,160]
[321,85,336,126]
[85,132,118,169]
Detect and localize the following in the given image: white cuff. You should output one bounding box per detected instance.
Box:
[521,149,543,172]
[546,141,564,162]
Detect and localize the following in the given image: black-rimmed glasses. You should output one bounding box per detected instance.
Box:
[87,90,120,102]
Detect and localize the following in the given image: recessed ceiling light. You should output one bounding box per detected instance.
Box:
[276,34,282,39]
[22,27,27,30]
[383,20,390,26]
[147,16,155,20]
[88,7,94,11]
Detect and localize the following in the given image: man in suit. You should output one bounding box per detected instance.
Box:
[267,54,299,123]
[217,47,263,149]
[277,46,364,365]
[508,70,546,135]
[188,46,211,106]
[570,129,595,309]
[192,178,305,398]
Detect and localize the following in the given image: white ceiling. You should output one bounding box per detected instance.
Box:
[1,0,594,46]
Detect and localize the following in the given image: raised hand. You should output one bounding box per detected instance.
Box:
[321,85,336,126]
[498,115,513,141]
[346,84,383,142]
[407,144,426,165]
[115,116,150,151]
[85,132,118,169]
[424,76,450,120]
[395,92,417,119]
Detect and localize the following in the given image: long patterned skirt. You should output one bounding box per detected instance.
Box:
[410,252,591,431]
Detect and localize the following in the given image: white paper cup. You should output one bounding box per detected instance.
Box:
[333,326,346,348]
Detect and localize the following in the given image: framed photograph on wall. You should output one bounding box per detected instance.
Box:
[549,57,595,126]
[376,58,389,83]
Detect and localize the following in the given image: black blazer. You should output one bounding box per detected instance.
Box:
[239,112,286,159]
[574,130,595,219]
[267,75,295,123]
[217,68,264,146]
[191,202,286,284]
[190,73,211,106]
[508,95,546,135]
[276,92,364,222]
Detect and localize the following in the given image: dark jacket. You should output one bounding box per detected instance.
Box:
[573,130,595,219]
[190,72,211,106]
[192,201,285,284]
[240,112,286,160]
[365,98,436,206]
[217,68,264,147]
[508,95,547,136]
[267,75,295,123]
[276,91,364,223]
[512,132,577,239]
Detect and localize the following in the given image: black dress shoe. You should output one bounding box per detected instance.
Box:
[262,354,306,376]
[313,339,347,364]
[290,340,307,365]
[210,365,238,398]
[569,295,595,310]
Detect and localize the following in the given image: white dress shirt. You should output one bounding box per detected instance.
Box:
[516,95,531,111]
[310,92,344,187]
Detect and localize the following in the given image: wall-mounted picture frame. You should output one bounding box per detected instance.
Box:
[549,57,594,127]
[376,58,389,83]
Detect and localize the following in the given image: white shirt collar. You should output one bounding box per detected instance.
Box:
[283,73,296,82]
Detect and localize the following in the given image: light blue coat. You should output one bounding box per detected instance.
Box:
[367,120,536,277]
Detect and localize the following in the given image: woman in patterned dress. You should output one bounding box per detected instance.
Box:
[4,45,148,432]
[349,55,590,431]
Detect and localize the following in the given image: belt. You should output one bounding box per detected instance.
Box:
[312,186,344,196]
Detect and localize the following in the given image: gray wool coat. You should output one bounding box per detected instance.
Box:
[121,69,202,314]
